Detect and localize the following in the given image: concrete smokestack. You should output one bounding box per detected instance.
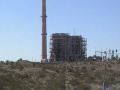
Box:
[41,0,47,62]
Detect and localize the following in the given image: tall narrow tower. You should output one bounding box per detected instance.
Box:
[41,0,47,62]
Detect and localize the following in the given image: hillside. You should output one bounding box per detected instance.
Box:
[0,60,120,90]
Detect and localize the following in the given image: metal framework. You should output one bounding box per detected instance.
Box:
[49,33,87,62]
[95,50,120,60]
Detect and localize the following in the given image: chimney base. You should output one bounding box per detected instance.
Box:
[41,59,48,62]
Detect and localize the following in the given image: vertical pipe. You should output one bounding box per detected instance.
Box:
[41,0,47,62]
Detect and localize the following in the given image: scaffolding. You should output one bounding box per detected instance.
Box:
[69,36,87,61]
[49,33,87,62]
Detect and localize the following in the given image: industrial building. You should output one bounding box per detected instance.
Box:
[49,33,87,62]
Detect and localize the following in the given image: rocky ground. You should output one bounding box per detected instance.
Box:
[0,60,120,90]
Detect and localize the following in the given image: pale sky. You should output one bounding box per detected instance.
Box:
[0,0,120,61]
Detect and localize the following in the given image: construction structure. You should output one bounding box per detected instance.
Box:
[49,33,87,62]
[95,49,119,60]
[41,0,47,62]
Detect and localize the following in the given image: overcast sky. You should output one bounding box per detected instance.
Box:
[0,0,120,61]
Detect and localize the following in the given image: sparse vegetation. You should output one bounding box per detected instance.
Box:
[0,60,119,90]
[108,63,112,68]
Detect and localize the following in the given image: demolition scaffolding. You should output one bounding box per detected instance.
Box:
[49,33,87,62]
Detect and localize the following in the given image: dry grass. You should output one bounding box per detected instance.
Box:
[0,60,120,90]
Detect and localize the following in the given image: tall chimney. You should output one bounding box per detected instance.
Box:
[41,0,47,62]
